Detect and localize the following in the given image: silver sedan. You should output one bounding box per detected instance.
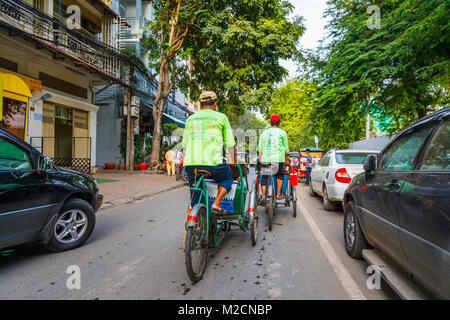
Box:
[309,149,378,210]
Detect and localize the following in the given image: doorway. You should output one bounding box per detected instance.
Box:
[54,105,73,159]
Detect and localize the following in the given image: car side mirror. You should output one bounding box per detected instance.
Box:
[38,155,52,173]
[363,154,377,172]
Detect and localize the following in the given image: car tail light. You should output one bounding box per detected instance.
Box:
[335,168,351,183]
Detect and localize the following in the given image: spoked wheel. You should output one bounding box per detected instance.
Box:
[250,212,258,246]
[291,186,297,217]
[268,195,274,231]
[185,206,208,283]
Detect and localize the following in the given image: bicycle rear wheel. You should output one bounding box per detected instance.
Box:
[185,206,208,283]
[268,195,273,231]
[291,186,297,217]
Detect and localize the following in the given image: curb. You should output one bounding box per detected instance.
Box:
[100,182,188,211]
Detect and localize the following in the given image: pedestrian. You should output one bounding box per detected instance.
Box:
[175,148,185,179]
[165,147,176,177]
[305,148,313,186]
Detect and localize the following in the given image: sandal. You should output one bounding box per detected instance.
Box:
[211,208,227,215]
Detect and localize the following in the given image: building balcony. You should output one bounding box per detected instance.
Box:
[0,0,124,81]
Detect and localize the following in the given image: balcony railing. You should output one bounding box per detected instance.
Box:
[0,0,126,80]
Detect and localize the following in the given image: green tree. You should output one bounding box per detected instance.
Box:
[307,0,449,147]
[143,0,304,167]
[267,79,317,151]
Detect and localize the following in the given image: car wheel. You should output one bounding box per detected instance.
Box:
[45,198,96,252]
[323,186,338,211]
[343,201,368,259]
[309,180,317,197]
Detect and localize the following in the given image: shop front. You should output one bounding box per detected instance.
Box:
[0,72,33,139]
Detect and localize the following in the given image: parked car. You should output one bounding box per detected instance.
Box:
[0,128,102,252]
[343,107,449,299]
[309,149,378,210]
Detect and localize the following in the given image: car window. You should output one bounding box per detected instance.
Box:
[0,138,32,171]
[378,124,434,171]
[335,152,374,164]
[420,120,450,170]
[319,153,331,166]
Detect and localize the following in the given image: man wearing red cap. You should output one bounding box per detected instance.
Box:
[257,114,290,201]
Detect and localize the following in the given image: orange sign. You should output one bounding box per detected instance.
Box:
[0,68,42,93]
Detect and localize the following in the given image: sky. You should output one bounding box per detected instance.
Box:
[256,0,329,120]
[280,0,330,79]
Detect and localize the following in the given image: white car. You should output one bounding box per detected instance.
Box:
[309,149,378,210]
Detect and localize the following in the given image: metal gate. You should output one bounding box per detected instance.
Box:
[30,137,92,175]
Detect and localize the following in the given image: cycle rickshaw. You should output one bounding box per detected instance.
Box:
[184,164,258,283]
[254,155,299,231]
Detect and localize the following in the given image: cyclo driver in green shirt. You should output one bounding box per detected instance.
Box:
[257,114,290,201]
[182,91,236,213]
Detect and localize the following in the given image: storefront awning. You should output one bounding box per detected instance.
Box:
[0,72,32,121]
[163,112,186,128]
[0,68,42,93]
[0,72,32,97]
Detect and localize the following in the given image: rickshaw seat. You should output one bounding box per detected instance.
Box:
[195,169,212,178]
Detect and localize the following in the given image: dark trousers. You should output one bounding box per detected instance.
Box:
[185,164,233,206]
[306,167,312,185]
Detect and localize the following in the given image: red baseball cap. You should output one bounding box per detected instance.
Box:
[270,114,281,123]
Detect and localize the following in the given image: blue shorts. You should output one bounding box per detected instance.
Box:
[185,164,233,205]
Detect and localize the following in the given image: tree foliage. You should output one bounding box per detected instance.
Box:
[142,0,305,166]
[306,0,449,148]
[267,79,318,151]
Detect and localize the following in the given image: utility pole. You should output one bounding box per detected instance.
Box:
[366,105,370,140]
[126,65,136,171]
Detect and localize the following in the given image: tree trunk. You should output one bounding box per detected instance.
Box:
[150,98,166,168]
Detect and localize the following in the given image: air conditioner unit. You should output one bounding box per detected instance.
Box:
[131,96,140,107]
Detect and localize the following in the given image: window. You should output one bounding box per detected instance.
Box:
[1,97,27,139]
[420,120,450,170]
[0,138,32,171]
[378,124,434,171]
[336,152,374,164]
[319,153,331,166]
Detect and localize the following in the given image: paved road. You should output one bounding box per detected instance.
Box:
[0,169,398,299]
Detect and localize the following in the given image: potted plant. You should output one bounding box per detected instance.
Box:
[139,162,149,170]
[117,162,126,170]
[105,162,116,170]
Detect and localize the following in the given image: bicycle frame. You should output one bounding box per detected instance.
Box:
[187,164,249,248]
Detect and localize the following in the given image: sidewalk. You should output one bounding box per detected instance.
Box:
[93,172,187,211]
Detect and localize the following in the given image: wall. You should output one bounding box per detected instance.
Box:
[95,89,123,165]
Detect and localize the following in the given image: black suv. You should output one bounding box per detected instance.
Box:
[0,128,102,252]
[343,107,449,299]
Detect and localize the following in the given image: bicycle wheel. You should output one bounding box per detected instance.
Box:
[250,214,258,246]
[291,186,297,217]
[268,195,273,231]
[185,206,208,283]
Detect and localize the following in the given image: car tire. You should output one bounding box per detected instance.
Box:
[45,198,96,252]
[323,186,338,211]
[309,180,318,197]
[343,201,368,259]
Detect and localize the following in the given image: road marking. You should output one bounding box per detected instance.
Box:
[297,199,367,300]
